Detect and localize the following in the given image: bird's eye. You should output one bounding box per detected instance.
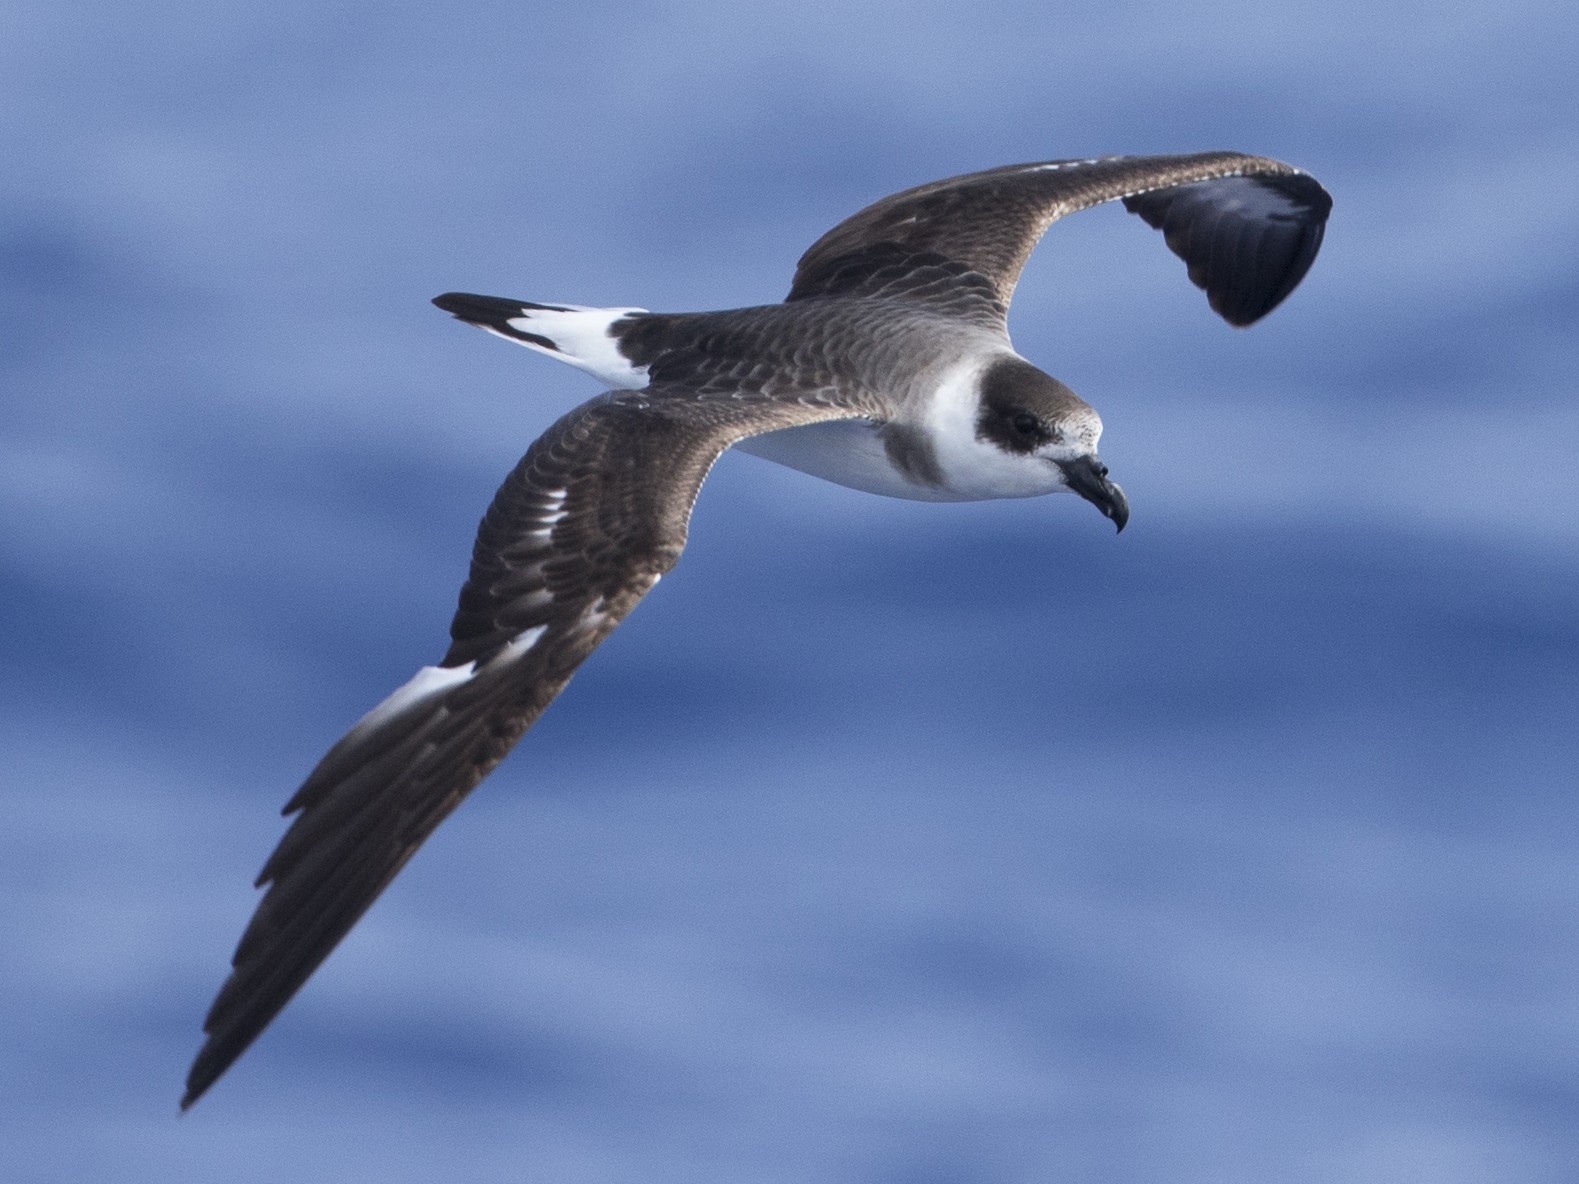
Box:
[1011,412,1040,435]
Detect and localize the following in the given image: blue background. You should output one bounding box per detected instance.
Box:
[5,2,1577,1180]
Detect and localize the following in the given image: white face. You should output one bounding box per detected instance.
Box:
[925,358,1105,501]
[1039,406,1105,456]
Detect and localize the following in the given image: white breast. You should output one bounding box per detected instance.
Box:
[734,419,958,501]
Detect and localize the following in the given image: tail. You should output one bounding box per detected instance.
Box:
[433,292,651,389]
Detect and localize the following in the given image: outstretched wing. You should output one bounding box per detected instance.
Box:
[787,151,1332,327]
[183,385,874,1109]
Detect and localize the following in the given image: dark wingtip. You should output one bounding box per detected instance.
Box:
[179,1073,207,1112]
[1125,169,1332,327]
[181,1035,230,1111]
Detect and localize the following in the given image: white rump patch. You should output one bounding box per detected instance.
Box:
[500,304,650,389]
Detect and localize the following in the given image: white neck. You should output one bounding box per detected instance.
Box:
[923,358,1071,500]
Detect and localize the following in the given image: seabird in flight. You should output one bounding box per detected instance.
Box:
[184,151,1331,1107]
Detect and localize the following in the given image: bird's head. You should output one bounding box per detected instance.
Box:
[973,356,1129,531]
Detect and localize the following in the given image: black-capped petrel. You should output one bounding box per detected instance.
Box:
[184,151,1331,1107]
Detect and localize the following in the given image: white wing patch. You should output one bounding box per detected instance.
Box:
[1174,173,1305,218]
[343,661,476,742]
[520,487,568,542]
[339,623,549,743]
[1026,157,1107,172]
[578,596,614,632]
[492,624,549,667]
[537,487,569,526]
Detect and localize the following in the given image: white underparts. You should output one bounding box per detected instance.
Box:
[734,419,938,500]
[495,303,650,389]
